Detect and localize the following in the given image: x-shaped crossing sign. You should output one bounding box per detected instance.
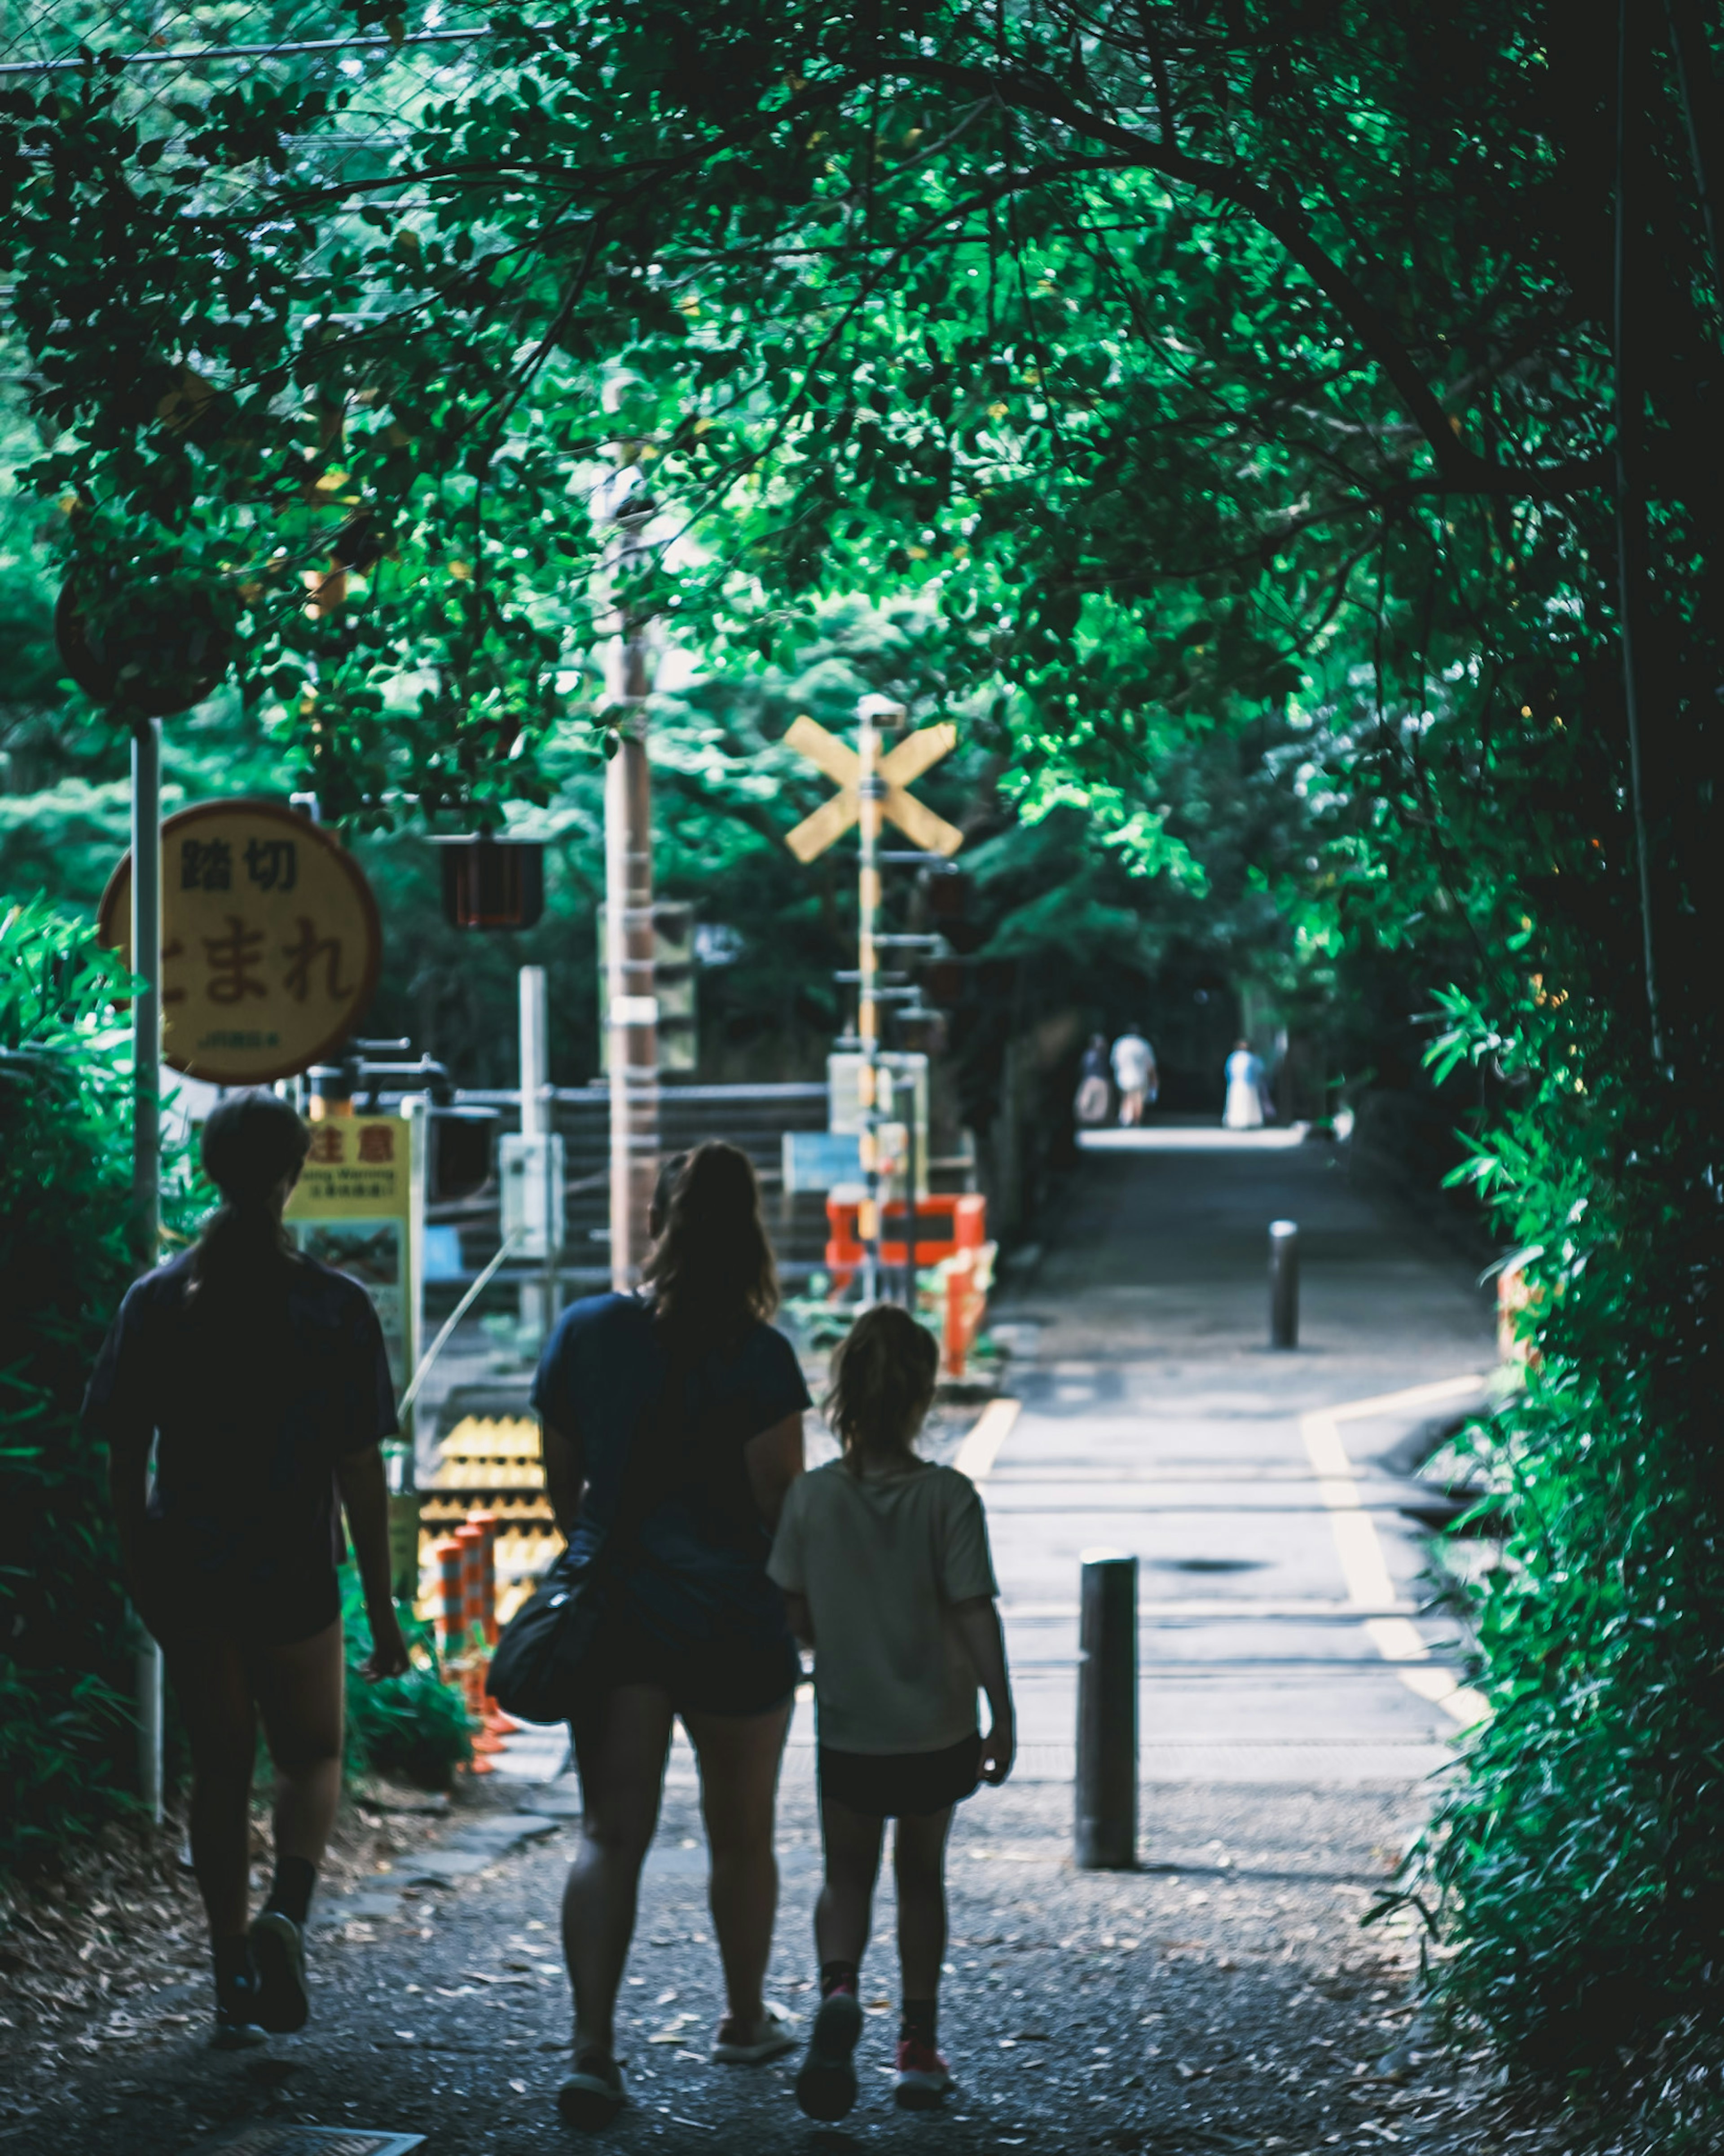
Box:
[783,714,963,862]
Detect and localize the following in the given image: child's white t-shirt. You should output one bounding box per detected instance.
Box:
[768,1458,998,1756]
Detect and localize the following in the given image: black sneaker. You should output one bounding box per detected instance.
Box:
[247,1910,309,2034]
[558,2050,626,2130]
[209,1961,266,2050]
[795,1990,863,2122]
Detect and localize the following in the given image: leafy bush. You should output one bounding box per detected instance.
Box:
[1406,986,1724,2132]
[0,900,161,1869]
[339,1569,473,1793]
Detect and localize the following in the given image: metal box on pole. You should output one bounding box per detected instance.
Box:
[501,1132,566,1262]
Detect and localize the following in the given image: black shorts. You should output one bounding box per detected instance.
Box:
[818,1733,982,1819]
[572,1618,800,1722]
[143,1567,341,1651]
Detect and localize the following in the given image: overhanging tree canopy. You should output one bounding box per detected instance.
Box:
[7,0,1724,2126]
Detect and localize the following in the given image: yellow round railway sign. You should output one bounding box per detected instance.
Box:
[98,798,382,1085]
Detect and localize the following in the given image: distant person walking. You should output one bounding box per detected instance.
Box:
[1223,1039,1267,1128]
[534,1143,807,2131]
[773,1306,1015,2121]
[1110,1027,1158,1126]
[84,1092,409,2050]
[1073,1032,1112,1128]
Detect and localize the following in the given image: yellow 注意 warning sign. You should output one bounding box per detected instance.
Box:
[285,1113,418,1403]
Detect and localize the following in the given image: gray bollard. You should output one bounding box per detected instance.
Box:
[1075,1550,1138,1869]
[1269,1217,1299,1349]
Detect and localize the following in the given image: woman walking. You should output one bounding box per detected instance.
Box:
[770,1305,1014,2120]
[533,1142,807,2130]
[84,1091,409,2048]
[1223,1038,1266,1128]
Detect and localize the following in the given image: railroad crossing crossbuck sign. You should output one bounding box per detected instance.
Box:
[783,714,963,861]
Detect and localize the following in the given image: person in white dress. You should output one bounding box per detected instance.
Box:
[1223,1040,1265,1128]
[1109,1029,1157,1126]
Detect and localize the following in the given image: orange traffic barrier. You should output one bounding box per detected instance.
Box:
[943,1254,987,1378]
[454,1522,486,1636]
[466,1510,499,1644]
[453,1521,505,1758]
[465,1509,520,1735]
[434,1538,466,1655]
[826,1191,986,1293]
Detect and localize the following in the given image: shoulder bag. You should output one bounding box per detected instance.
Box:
[486,1336,687,1725]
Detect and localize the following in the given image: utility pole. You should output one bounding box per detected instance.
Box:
[603,466,659,1289]
[130,713,164,1825]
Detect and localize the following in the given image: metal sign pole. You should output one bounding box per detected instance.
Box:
[518,965,550,1341]
[857,702,884,1305]
[129,714,164,1825]
[780,697,961,1309]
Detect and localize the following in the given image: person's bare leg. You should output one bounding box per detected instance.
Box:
[164,1636,258,1942]
[893,1807,954,2001]
[684,1699,792,2040]
[251,1619,345,1874]
[563,1686,674,2060]
[814,1791,885,1974]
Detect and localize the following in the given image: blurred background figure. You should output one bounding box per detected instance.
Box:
[1223,1039,1266,1128]
[1110,1027,1157,1127]
[1073,1033,1112,1128]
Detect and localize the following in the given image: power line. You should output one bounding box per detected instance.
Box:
[0,27,496,77]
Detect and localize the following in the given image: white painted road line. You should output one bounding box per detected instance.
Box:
[1302,1378,1491,1729]
[1078,1127,1311,1151]
[954,1395,1021,1481]
[1001,1600,1421,1622]
[1329,1371,1490,1424]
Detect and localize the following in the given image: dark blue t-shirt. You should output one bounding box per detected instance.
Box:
[83,1251,396,1605]
[531,1293,809,1655]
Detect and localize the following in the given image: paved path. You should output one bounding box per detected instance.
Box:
[8,1768,1552,2156]
[1,1133,1548,2156]
[972,1130,1497,1803]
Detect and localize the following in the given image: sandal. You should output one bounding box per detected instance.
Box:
[558,2050,626,2130]
[712,2003,798,2064]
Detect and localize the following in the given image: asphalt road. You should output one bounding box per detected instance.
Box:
[977,1129,1499,1799]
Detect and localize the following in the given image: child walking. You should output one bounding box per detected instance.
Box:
[769,1305,1015,2119]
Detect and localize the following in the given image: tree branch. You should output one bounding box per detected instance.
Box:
[888,53,1609,500]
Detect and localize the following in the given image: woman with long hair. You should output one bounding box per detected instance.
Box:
[533,1141,807,2129]
[84,1090,409,2047]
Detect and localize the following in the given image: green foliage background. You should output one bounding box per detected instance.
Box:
[4,0,1723,2137]
[0,902,196,1868]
